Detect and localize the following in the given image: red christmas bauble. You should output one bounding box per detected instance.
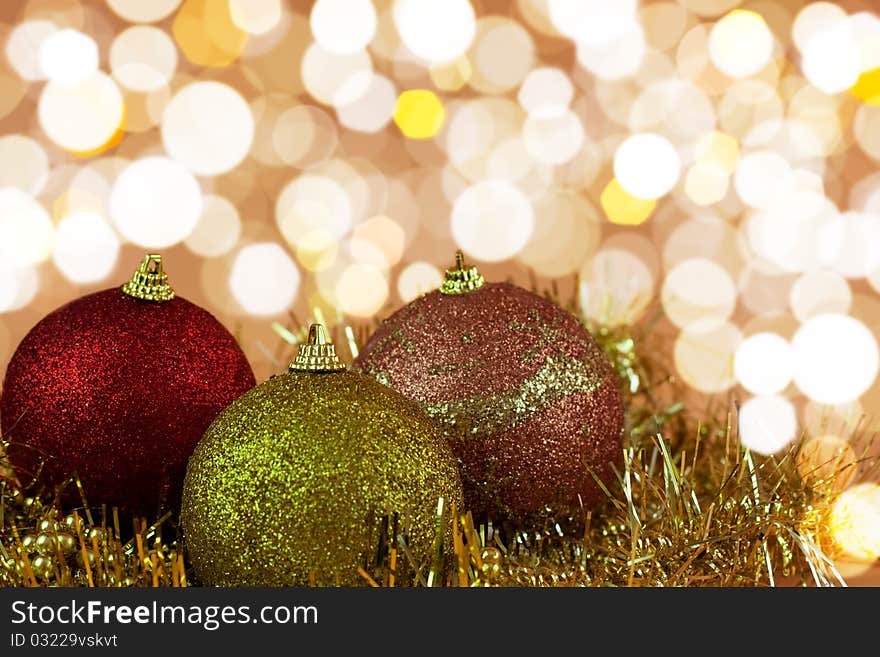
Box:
[352,255,624,523]
[0,255,255,516]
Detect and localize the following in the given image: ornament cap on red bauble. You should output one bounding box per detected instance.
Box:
[1,253,256,517]
[120,253,175,302]
[352,251,625,525]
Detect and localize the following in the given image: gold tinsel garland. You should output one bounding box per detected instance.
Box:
[0,310,875,587]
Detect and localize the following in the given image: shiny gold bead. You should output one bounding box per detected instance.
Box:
[36,518,58,534]
[76,549,96,568]
[31,555,54,579]
[62,514,78,530]
[481,546,502,563]
[35,533,57,555]
[56,533,77,556]
[87,527,105,544]
[480,547,503,580]
[21,534,37,551]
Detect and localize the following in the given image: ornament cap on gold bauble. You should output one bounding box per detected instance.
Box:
[288,323,346,372]
[439,251,485,295]
[121,254,175,302]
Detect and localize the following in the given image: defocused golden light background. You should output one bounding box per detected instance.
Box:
[1,0,880,577]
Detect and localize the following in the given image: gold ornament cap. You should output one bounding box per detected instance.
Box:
[439,251,485,295]
[121,254,175,302]
[289,323,346,373]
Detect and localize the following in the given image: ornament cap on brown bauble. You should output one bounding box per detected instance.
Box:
[0,253,256,517]
[439,250,486,295]
[180,322,463,586]
[353,251,626,527]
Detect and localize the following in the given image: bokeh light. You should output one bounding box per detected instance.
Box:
[161,81,254,176]
[790,269,852,322]
[694,130,740,173]
[429,57,472,92]
[800,15,861,94]
[5,20,56,81]
[230,0,283,36]
[310,0,375,55]
[470,17,534,94]
[739,394,798,455]
[350,215,405,269]
[548,0,638,48]
[272,105,339,168]
[0,187,53,269]
[792,3,847,53]
[276,174,353,248]
[0,266,39,315]
[38,72,125,154]
[398,261,443,302]
[295,229,338,274]
[51,211,120,284]
[576,21,645,81]
[451,180,534,262]
[301,43,372,106]
[684,161,729,206]
[337,73,397,133]
[734,332,792,395]
[111,26,177,92]
[734,150,792,210]
[172,0,247,68]
[185,195,241,258]
[523,110,584,165]
[791,314,879,405]
[614,133,681,200]
[580,248,654,326]
[708,10,773,79]
[107,0,182,23]
[393,0,476,64]
[229,243,300,316]
[600,179,657,226]
[335,263,388,317]
[39,28,98,85]
[393,89,445,139]
[519,192,599,277]
[0,135,49,195]
[829,483,880,562]
[110,157,203,249]
[517,67,573,118]
[674,322,741,393]
[662,258,736,333]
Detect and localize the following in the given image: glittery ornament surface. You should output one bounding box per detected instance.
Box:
[181,369,463,586]
[0,289,255,516]
[353,283,624,522]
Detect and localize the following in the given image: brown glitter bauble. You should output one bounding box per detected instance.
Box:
[353,265,624,524]
[181,325,463,586]
[0,256,255,516]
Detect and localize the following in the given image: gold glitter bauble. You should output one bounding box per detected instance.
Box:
[181,325,463,586]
